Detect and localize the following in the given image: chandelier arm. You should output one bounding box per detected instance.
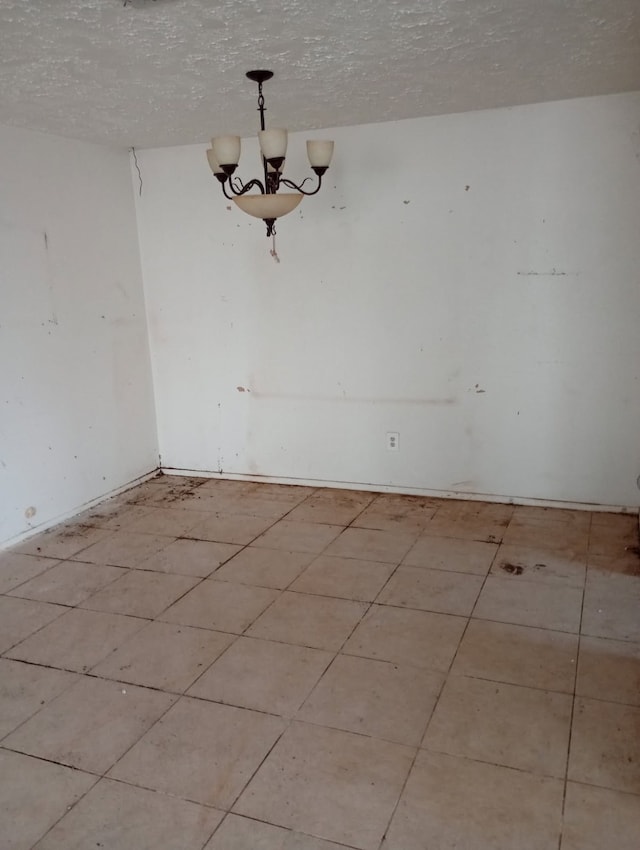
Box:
[221,181,235,200]
[279,173,323,196]
[223,176,267,196]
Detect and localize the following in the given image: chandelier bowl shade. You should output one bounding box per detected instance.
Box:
[233,192,303,220]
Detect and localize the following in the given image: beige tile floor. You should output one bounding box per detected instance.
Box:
[1,475,639,850]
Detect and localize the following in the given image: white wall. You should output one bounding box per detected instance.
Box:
[0,125,158,546]
[135,92,640,509]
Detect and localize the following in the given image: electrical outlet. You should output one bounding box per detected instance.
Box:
[386,431,399,451]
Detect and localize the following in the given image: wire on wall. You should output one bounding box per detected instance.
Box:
[131,147,143,196]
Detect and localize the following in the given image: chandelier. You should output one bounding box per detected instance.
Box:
[206,71,334,240]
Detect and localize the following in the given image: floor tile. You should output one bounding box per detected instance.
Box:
[382,750,563,850]
[225,493,311,520]
[491,543,586,586]
[136,538,242,576]
[119,506,209,537]
[432,499,514,524]
[91,620,234,692]
[343,603,466,672]
[423,674,572,777]
[73,531,174,568]
[213,546,315,589]
[0,659,78,739]
[588,550,640,576]
[0,596,67,653]
[0,749,95,850]
[143,490,226,513]
[6,608,147,672]
[75,501,152,531]
[234,721,414,850]
[8,561,125,606]
[286,489,375,526]
[14,524,114,560]
[323,527,416,564]
[3,676,175,774]
[80,569,198,618]
[511,505,590,528]
[377,565,483,616]
[501,518,589,554]
[403,535,497,575]
[568,697,640,794]
[588,512,638,557]
[560,782,640,850]
[422,500,513,544]
[247,591,368,651]
[127,476,206,507]
[473,575,583,632]
[581,570,640,642]
[298,654,443,746]
[173,483,252,512]
[451,619,578,692]
[576,636,640,706]
[204,814,348,850]
[189,636,332,716]
[109,697,286,808]
[185,512,275,544]
[352,494,438,535]
[160,579,278,633]
[290,555,395,601]
[421,515,509,544]
[32,777,223,850]
[253,520,343,554]
[242,482,316,500]
[0,552,59,594]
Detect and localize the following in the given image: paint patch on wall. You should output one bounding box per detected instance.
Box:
[1,225,55,324]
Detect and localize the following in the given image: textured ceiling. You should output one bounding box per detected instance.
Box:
[1,0,639,149]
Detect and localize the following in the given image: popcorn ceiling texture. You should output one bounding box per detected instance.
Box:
[1,0,639,148]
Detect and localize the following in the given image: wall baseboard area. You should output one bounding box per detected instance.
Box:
[161,467,640,516]
[1,467,161,551]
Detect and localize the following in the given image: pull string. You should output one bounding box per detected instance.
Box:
[270,233,280,263]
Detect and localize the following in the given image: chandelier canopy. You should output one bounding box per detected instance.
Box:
[206,70,334,238]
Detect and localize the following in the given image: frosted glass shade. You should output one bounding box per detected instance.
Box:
[212,135,241,166]
[259,128,288,160]
[234,193,303,220]
[206,148,224,175]
[307,140,334,168]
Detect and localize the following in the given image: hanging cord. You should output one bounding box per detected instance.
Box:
[270,233,280,263]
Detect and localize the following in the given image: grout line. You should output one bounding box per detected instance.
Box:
[373,530,505,848]
[557,512,593,848]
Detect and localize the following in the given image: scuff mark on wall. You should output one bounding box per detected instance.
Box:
[632,125,640,163]
[250,390,457,405]
[516,269,577,277]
